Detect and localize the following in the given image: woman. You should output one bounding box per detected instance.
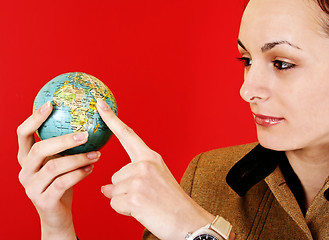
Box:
[17,0,329,239]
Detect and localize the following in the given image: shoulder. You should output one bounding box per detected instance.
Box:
[180,142,258,197]
[195,142,258,168]
[182,143,258,184]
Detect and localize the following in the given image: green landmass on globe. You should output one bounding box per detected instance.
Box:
[33,72,118,155]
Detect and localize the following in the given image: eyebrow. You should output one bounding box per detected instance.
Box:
[237,39,302,52]
[237,39,247,51]
[261,41,301,52]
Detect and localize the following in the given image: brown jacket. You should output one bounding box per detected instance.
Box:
[143,143,329,239]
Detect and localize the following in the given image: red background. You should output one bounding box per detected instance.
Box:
[1,0,256,239]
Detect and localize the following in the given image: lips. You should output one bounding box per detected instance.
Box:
[253,113,284,127]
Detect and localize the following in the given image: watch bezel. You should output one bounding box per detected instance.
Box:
[186,226,222,240]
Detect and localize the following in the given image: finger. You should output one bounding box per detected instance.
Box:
[111,162,135,185]
[109,193,132,216]
[34,151,100,194]
[102,175,133,199]
[17,101,52,165]
[43,164,94,203]
[101,184,114,198]
[96,98,152,162]
[102,173,143,200]
[23,132,89,174]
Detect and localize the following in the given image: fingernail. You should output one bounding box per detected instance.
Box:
[97,98,109,110]
[84,164,94,172]
[73,131,88,141]
[40,101,51,113]
[101,186,104,193]
[87,151,101,160]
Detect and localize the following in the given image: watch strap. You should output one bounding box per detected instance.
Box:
[210,216,232,240]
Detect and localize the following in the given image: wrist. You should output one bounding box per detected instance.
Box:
[41,221,76,240]
[173,209,215,240]
[185,215,235,240]
[172,196,217,240]
[185,204,216,233]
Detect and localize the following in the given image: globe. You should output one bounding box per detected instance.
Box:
[33,72,118,155]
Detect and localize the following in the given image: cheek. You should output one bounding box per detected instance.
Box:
[283,66,329,115]
[257,66,329,150]
[298,74,329,117]
[283,74,329,140]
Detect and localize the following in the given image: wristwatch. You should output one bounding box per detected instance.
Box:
[185,216,232,240]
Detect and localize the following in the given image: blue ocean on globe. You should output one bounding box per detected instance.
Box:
[33,72,118,155]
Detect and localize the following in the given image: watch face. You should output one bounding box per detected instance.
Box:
[193,234,219,240]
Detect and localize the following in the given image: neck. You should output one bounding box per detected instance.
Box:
[285,146,329,209]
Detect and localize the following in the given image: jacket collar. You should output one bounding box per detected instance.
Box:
[226,144,329,202]
[226,144,284,197]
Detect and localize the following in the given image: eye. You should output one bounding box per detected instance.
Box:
[237,57,252,67]
[272,60,295,70]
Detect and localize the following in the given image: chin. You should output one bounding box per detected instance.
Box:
[256,131,298,151]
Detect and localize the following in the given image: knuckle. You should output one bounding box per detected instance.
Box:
[65,133,76,145]
[44,160,58,175]
[18,170,26,185]
[131,177,145,190]
[24,185,37,201]
[128,193,143,209]
[29,143,44,158]
[121,124,134,137]
[150,151,162,162]
[53,177,66,191]
[16,124,23,137]
[110,197,116,208]
[59,135,71,148]
[135,150,162,163]
[18,173,38,201]
[25,188,33,199]
[17,151,24,165]
[110,197,120,212]
[137,161,155,175]
[111,174,117,184]
[62,133,81,148]
[17,120,32,138]
[16,123,28,138]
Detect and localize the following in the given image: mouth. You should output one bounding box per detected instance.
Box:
[252,113,284,127]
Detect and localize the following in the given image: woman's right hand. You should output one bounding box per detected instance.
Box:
[17,101,100,240]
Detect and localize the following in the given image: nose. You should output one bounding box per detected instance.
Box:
[240,64,271,103]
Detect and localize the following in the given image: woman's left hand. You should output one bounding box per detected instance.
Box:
[96,99,215,240]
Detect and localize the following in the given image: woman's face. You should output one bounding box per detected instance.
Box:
[238,0,329,151]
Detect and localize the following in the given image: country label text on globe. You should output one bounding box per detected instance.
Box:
[33,72,118,155]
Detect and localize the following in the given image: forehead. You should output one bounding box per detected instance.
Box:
[238,0,324,48]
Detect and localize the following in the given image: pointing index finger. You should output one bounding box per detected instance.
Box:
[96,98,151,162]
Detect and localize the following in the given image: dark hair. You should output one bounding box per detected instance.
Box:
[314,0,329,36]
[243,0,329,12]
[316,0,329,15]
[244,0,329,14]
[242,0,329,34]
[243,0,329,35]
